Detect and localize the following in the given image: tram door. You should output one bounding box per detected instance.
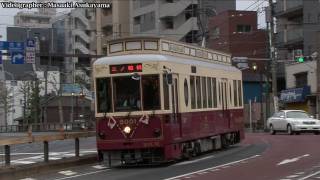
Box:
[221,79,231,128]
[171,75,182,137]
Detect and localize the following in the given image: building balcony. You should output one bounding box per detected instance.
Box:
[159,0,197,18]
[74,42,90,55]
[161,17,198,41]
[274,0,303,18]
[72,29,90,43]
[72,10,90,28]
[275,28,303,47]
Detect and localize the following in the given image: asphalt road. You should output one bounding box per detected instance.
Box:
[13,132,320,180]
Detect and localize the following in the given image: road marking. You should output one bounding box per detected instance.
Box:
[173,155,214,166]
[209,169,220,172]
[12,160,36,164]
[298,170,320,180]
[59,170,77,176]
[53,169,110,180]
[164,155,260,180]
[277,154,310,166]
[296,172,305,175]
[92,165,107,169]
[287,175,299,178]
[20,178,37,180]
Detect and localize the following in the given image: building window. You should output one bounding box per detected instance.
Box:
[163,17,174,29]
[294,72,308,88]
[211,27,220,39]
[134,16,141,25]
[237,25,251,33]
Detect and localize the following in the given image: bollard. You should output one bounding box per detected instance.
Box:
[44,141,49,162]
[5,145,10,166]
[75,138,80,157]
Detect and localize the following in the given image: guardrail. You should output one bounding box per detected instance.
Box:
[0,122,95,133]
[0,131,96,167]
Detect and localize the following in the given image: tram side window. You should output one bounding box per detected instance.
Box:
[113,76,141,112]
[238,80,243,106]
[196,76,202,109]
[233,80,238,107]
[163,74,170,110]
[212,78,217,108]
[202,77,207,108]
[190,76,196,109]
[207,77,212,108]
[142,75,160,110]
[229,83,233,106]
[96,78,112,113]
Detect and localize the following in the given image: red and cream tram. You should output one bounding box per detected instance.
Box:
[93,37,244,166]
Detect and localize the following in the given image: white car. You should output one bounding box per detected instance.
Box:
[267,110,320,135]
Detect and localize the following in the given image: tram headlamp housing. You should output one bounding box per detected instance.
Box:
[123,126,131,134]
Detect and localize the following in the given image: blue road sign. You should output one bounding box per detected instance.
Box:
[0,41,8,50]
[26,39,35,47]
[0,51,2,64]
[8,42,24,51]
[11,51,24,64]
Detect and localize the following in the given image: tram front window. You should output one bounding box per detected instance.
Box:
[112,75,161,112]
[113,76,141,112]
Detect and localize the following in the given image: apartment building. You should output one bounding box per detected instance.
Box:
[130,0,235,43]
[274,0,320,88]
[95,0,130,54]
[274,0,320,115]
[52,8,95,84]
[14,0,56,28]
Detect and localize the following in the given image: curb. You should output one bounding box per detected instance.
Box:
[0,154,98,180]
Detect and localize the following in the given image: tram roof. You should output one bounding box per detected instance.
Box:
[94,54,240,72]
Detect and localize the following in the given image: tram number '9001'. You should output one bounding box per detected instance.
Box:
[119,119,137,126]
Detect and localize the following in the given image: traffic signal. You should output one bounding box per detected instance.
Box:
[294,49,304,63]
[296,56,304,63]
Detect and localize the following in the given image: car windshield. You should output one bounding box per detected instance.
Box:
[286,111,310,118]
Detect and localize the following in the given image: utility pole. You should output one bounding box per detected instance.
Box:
[317,32,320,119]
[268,0,278,112]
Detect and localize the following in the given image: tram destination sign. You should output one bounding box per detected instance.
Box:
[110,63,142,74]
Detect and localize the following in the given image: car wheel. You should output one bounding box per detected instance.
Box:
[295,132,300,135]
[270,125,276,135]
[314,131,320,135]
[287,124,294,135]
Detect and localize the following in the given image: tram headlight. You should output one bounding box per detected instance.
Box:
[123,126,131,134]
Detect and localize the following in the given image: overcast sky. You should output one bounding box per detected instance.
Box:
[0,0,268,41]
